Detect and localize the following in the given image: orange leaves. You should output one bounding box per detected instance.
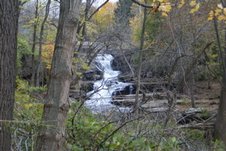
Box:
[42,44,54,69]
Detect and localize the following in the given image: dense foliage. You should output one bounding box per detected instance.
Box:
[1,0,226,150]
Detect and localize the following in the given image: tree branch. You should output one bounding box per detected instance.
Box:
[88,0,109,20]
[131,0,154,8]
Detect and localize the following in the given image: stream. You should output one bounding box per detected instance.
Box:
[85,54,132,113]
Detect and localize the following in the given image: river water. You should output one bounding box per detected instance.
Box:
[85,54,131,113]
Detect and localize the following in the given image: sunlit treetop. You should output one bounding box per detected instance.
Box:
[208,3,226,21]
[143,0,226,22]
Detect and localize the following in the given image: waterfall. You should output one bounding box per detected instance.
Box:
[85,54,131,113]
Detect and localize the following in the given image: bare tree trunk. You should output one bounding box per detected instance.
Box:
[133,4,147,111]
[0,0,19,150]
[77,0,91,53]
[36,0,51,86]
[176,42,212,92]
[215,78,226,144]
[190,71,195,108]
[76,0,109,54]
[35,0,81,150]
[31,0,39,86]
[214,0,226,145]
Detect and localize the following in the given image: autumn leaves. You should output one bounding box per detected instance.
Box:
[144,0,226,22]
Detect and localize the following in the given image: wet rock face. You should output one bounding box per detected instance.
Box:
[113,85,136,96]
[112,55,130,75]
[111,56,123,71]
[111,100,134,107]
[82,70,103,81]
[81,82,94,92]
[118,75,134,83]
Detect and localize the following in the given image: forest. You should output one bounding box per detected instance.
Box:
[0,0,226,150]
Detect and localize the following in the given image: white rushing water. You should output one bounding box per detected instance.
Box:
[85,54,131,113]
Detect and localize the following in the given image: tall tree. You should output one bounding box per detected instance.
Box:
[134,3,147,112]
[31,0,39,86]
[114,0,133,42]
[214,0,226,145]
[35,0,81,150]
[115,0,133,25]
[36,0,51,86]
[0,0,19,150]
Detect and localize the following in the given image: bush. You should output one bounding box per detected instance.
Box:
[66,103,181,151]
[13,78,45,150]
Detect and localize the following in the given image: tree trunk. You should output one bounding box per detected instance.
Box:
[36,0,51,86]
[35,0,81,150]
[0,0,19,150]
[215,82,226,144]
[77,0,91,53]
[31,0,39,86]
[114,0,133,45]
[133,4,147,111]
[214,0,226,145]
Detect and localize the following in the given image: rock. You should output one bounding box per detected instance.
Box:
[118,75,134,82]
[80,82,93,92]
[69,89,80,99]
[111,53,134,78]
[82,70,103,81]
[113,85,136,96]
[111,100,134,107]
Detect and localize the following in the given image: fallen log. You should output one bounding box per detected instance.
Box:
[177,108,216,125]
[178,123,214,130]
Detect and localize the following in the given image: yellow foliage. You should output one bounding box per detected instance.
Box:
[190,3,200,14]
[154,0,169,3]
[208,10,214,21]
[162,12,168,17]
[93,2,116,31]
[159,3,172,13]
[189,0,196,7]
[218,15,226,21]
[208,4,226,22]
[159,2,171,17]
[215,8,222,16]
[24,103,33,109]
[148,0,172,17]
[178,0,185,8]
[42,43,54,69]
[224,8,226,15]
[130,16,141,43]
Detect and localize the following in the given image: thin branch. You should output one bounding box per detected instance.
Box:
[131,0,154,8]
[98,117,141,148]
[88,0,109,21]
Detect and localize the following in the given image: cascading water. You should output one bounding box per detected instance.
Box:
[85,54,131,113]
